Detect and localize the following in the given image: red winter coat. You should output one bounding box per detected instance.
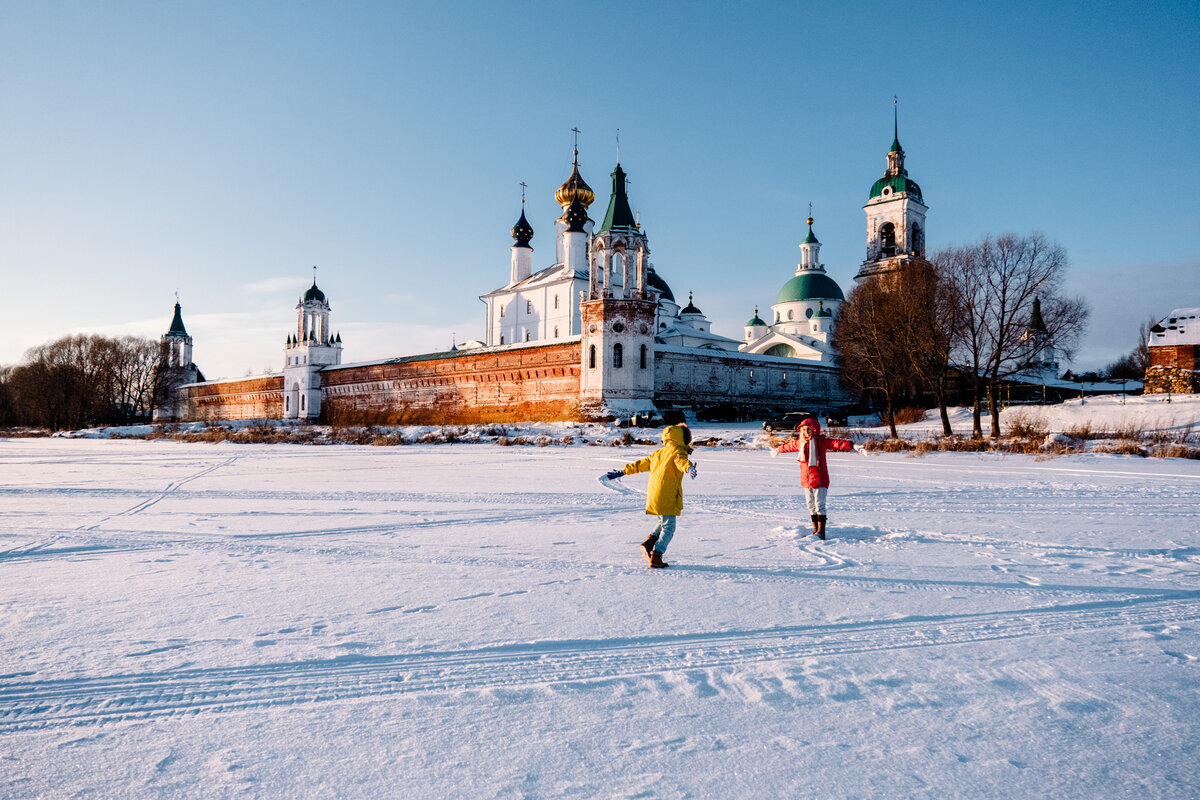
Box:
[777,417,853,489]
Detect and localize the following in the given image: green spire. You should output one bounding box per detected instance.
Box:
[890,99,902,153]
[1026,296,1047,336]
[598,163,638,234]
[167,302,188,336]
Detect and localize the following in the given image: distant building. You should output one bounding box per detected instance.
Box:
[1145,307,1200,394]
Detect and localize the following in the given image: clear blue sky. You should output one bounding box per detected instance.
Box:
[2,0,1196,378]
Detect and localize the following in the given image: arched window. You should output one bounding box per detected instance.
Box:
[500,335,505,345]
[911,223,924,256]
[613,343,623,368]
[639,344,647,369]
[554,326,559,338]
[524,329,531,342]
[526,300,532,314]
[880,222,896,258]
[589,344,596,369]
[554,294,560,310]
[499,304,505,317]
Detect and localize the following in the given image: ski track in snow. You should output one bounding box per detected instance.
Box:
[3,593,1197,732]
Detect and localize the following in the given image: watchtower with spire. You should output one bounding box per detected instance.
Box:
[283,272,343,420]
[579,158,658,417]
[153,298,203,421]
[855,101,929,281]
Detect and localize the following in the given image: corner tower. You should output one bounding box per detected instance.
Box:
[855,103,929,281]
[153,298,203,421]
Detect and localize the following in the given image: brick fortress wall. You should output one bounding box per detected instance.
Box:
[181,375,285,420]
[319,340,583,425]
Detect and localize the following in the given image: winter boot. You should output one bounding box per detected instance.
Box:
[641,535,659,561]
[816,515,827,540]
[649,550,669,569]
[810,514,820,536]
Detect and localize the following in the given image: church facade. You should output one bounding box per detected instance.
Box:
[161,120,921,424]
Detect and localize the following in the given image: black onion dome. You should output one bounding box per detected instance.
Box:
[563,197,589,233]
[303,281,326,303]
[646,268,674,302]
[511,208,534,247]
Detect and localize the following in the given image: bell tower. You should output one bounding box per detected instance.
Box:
[283,271,343,420]
[855,101,929,281]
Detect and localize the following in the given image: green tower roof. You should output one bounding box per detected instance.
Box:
[869,174,923,202]
[167,302,188,336]
[598,163,638,234]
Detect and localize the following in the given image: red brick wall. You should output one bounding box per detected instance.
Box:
[1150,344,1199,371]
[319,342,583,425]
[181,375,285,421]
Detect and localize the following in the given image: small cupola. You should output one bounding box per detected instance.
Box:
[511,208,534,248]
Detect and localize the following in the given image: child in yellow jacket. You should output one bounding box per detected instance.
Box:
[605,421,696,568]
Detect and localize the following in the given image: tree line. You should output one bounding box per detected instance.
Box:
[833,231,1092,439]
[0,334,166,430]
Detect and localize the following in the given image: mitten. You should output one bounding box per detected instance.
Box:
[603,469,624,480]
[687,463,698,480]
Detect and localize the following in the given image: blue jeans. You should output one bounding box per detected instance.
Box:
[651,515,677,554]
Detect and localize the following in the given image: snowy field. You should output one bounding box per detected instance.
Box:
[3,416,1200,798]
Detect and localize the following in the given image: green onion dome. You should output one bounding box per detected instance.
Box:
[775,273,844,304]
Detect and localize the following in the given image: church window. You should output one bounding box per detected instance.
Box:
[805,308,813,319]
[301,395,306,411]
[911,223,924,256]
[589,345,596,369]
[524,329,531,342]
[500,335,505,345]
[774,312,781,323]
[554,294,560,310]
[639,344,647,369]
[500,304,505,317]
[554,326,559,338]
[526,300,533,314]
[613,343,623,368]
[787,310,794,320]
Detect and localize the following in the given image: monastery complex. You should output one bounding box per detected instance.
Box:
[156,118,934,424]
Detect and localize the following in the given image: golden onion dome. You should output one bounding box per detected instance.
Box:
[555,150,595,209]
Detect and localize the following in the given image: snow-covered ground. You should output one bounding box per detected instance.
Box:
[3,405,1200,798]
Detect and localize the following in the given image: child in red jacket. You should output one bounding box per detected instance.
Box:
[771,417,854,539]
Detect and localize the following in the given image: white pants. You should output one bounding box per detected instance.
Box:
[803,487,828,515]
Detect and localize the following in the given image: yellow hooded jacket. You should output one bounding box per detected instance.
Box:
[621,425,695,516]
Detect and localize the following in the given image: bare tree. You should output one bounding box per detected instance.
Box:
[6,334,163,429]
[893,261,959,436]
[832,275,913,438]
[1103,317,1155,380]
[937,232,1089,437]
